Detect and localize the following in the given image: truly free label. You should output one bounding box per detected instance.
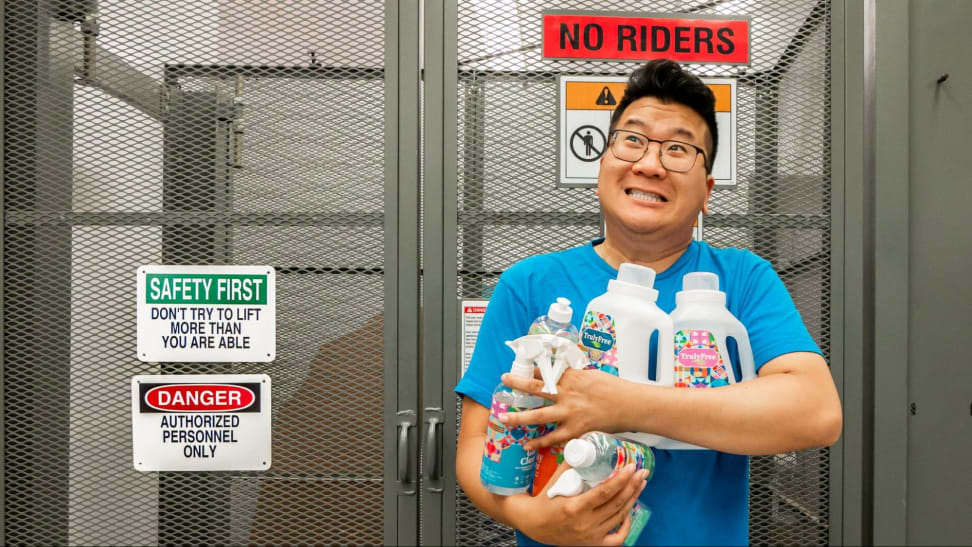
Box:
[132,374,272,471]
[137,265,276,362]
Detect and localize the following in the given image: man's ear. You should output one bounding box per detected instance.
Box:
[701,174,716,215]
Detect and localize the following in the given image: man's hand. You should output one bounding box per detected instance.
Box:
[510,463,648,546]
[499,368,636,451]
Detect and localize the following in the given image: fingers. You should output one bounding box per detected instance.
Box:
[498,405,558,429]
[501,372,550,398]
[591,466,648,523]
[523,425,575,451]
[600,515,632,547]
[583,464,637,511]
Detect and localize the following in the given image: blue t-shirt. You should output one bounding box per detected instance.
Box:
[455,239,821,546]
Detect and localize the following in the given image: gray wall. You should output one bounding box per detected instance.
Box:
[873,0,972,545]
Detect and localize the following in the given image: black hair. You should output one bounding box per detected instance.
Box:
[609,59,718,173]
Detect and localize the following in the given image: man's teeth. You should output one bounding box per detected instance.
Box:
[629,189,665,202]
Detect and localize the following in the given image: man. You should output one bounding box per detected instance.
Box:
[455,59,842,546]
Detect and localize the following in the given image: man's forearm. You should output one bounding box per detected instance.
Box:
[455,399,526,529]
[622,354,842,455]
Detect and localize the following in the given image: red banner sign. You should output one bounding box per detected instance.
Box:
[542,11,750,65]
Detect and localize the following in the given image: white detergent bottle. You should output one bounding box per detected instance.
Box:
[479,339,546,495]
[579,263,673,385]
[667,272,755,389]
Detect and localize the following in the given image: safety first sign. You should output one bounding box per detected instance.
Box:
[558,76,736,187]
[131,374,271,471]
[137,265,276,362]
[542,10,750,65]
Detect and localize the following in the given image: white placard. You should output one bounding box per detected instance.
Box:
[137,265,276,362]
[131,374,271,471]
[460,299,489,377]
[559,75,736,186]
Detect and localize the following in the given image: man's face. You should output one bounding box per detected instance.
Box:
[596,96,715,240]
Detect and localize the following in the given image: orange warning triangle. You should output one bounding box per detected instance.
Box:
[595,86,617,106]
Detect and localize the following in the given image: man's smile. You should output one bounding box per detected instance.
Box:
[625,188,668,203]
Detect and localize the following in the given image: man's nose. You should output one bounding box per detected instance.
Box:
[631,143,667,177]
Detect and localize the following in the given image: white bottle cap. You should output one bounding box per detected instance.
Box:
[617,263,656,288]
[547,468,588,498]
[548,297,573,324]
[563,438,597,469]
[610,263,659,301]
[682,272,719,292]
[505,339,540,377]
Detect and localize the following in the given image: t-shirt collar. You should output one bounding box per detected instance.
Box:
[586,238,699,280]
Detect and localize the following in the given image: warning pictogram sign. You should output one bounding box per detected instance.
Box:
[570,125,606,162]
[595,86,617,106]
[559,75,737,187]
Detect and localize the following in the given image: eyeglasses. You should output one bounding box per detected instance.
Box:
[608,129,708,173]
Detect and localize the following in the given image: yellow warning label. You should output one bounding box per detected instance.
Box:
[709,84,731,113]
[566,82,627,110]
[567,81,731,112]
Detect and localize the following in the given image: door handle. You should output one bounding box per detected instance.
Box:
[424,407,444,492]
[397,410,416,495]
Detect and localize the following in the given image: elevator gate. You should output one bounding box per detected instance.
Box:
[3,0,835,545]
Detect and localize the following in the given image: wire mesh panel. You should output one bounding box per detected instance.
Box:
[3,1,387,545]
[452,0,832,545]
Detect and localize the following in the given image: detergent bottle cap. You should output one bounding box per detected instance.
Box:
[547,468,588,498]
[563,438,597,469]
[547,297,573,324]
[609,263,659,301]
[676,272,726,307]
[682,272,719,292]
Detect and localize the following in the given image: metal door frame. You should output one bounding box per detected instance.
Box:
[385,0,423,545]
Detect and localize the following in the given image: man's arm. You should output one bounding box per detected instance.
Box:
[500,351,842,456]
[456,396,648,545]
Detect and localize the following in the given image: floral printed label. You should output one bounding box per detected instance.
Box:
[480,398,541,489]
[580,310,619,376]
[673,329,730,388]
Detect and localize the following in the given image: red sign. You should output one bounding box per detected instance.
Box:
[542,11,750,65]
[145,384,256,412]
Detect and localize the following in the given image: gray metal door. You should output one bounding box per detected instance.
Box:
[2,1,420,545]
[424,0,837,544]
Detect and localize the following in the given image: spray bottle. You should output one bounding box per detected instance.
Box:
[665,272,755,389]
[527,298,582,495]
[480,338,547,495]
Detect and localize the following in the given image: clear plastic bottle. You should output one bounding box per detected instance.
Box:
[528,298,580,495]
[480,340,546,495]
[528,297,580,343]
[563,432,655,485]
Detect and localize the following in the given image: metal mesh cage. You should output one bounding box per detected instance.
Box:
[4,1,386,545]
[452,0,832,545]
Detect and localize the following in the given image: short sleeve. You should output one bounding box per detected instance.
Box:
[736,257,822,373]
[454,274,531,408]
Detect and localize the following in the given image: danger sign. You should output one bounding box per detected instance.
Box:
[542,10,750,65]
[136,265,276,362]
[132,374,271,471]
[558,75,736,187]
